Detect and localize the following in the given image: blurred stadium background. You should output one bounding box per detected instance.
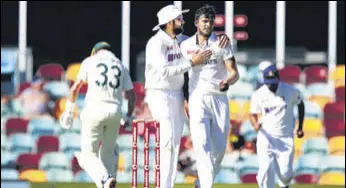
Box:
[1,1,345,187]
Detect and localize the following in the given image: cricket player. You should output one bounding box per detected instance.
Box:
[180,4,239,188]
[145,4,232,187]
[60,41,135,188]
[250,62,305,188]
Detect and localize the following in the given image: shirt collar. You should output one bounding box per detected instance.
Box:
[158,29,177,42]
[195,32,215,46]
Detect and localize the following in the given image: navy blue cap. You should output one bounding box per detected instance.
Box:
[263,65,279,84]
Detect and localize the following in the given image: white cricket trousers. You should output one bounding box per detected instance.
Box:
[75,102,122,188]
[256,129,294,188]
[189,93,230,188]
[146,89,185,188]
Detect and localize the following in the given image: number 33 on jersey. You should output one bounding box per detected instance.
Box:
[77,50,133,105]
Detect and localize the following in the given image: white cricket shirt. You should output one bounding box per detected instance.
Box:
[145,30,192,90]
[77,50,133,112]
[180,33,234,95]
[250,81,303,137]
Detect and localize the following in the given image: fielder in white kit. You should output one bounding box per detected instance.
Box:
[145,5,210,188]
[250,62,305,188]
[180,4,240,188]
[60,42,136,188]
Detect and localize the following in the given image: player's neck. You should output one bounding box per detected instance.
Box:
[164,28,176,39]
[197,33,209,46]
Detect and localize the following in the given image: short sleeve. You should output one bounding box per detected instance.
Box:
[223,44,235,61]
[122,67,133,91]
[250,93,261,114]
[292,87,303,105]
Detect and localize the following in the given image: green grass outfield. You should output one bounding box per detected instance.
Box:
[31,183,345,188]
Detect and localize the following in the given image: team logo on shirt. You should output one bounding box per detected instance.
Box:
[168,53,182,62]
[167,46,173,51]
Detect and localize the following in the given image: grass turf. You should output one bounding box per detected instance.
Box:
[31,183,345,188]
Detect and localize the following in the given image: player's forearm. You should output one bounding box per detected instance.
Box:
[126,89,136,116]
[67,80,84,103]
[226,69,239,85]
[225,58,239,85]
[159,62,191,78]
[297,101,305,130]
[249,114,259,127]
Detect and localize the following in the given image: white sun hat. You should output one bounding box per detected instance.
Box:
[152,4,190,31]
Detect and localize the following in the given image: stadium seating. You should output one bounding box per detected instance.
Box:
[302,137,329,156]
[294,173,318,184]
[239,120,257,142]
[215,169,241,183]
[307,83,334,109]
[240,173,257,183]
[1,150,17,167]
[294,154,322,175]
[318,172,345,185]
[227,81,254,103]
[335,87,345,102]
[39,152,71,171]
[175,171,186,184]
[304,65,329,86]
[330,65,345,88]
[37,135,59,154]
[59,133,81,159]
[328,136,345,156]
[324,119,345,139]
[237,64,249,82]
[116,134,134,151]
[71,156,82,174]
[300,118,324,138]
[43,81,69,100]
[229,100,241,121]
[16,153,42,172]
[184,174,197,184]
[27,116,57,140]
[300,100,323,120]
[323,102,345,122]
[294,137,306,161]
[116,171,132,183]
[220,152,240,172]
[1,169,19,180]
[238,154,258,177]
[5,117,29,136]
[18,82,32,95]
[36,63,65,81]
[45,168,74,182]
[74,170,93,182]
[19,169,47,182]
[1,133,7,152]
[9,133,35,157]
[293,83,310,100]
[66,62,81,82]
[279,64,302,84]
[321,155,345,174]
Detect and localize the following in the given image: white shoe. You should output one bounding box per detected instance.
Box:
[103,177,116,188]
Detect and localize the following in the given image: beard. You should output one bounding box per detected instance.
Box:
[174,26,184,35]
[265,83,279,93]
